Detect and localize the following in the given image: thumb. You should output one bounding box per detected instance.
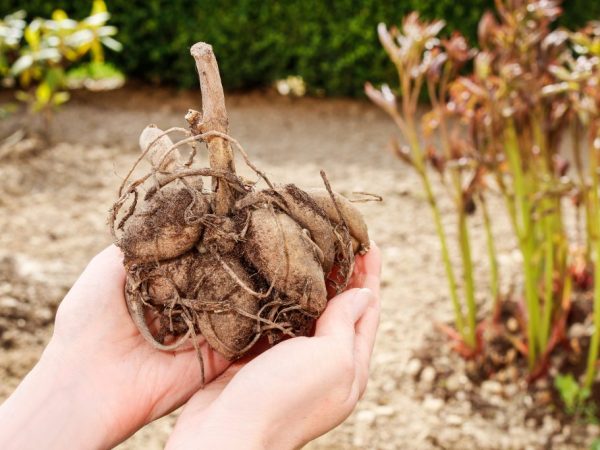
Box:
[314,288,373,343]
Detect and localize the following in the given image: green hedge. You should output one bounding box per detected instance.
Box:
[2,0,599,96]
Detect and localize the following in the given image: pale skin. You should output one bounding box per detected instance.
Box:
[0,242,381,450]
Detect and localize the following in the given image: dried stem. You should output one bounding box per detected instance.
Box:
[188,42,236,216]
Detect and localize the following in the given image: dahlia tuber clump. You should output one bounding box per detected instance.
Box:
[109,43,369,383]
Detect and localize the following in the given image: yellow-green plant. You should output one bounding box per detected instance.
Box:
[366,14,485,351]
[368,0,600,385]
[1,0,123,127]
[0,10,26,81]
[450,0,573,370]
[565,21,600,389]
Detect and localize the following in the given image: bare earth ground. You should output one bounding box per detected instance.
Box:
[0,86,596,449]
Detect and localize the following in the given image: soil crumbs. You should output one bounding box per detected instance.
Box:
[0,86,597,449]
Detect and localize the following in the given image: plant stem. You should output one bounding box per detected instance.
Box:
[187,42,236,216]
[572,121,592,258]
[584,237,600,389]
[480,194,500,308]
[540,212,554,352]
[421,169,468,343]
[459,212,477,347]
[505,120,539,367]
[428,75,477,348]
[584,132,600,389]
[404,124,468,343]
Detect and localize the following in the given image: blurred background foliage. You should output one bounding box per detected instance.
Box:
[0,0,123,129]
[1,0,599,96]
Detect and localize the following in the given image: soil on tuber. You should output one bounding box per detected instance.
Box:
[109,42,370,384]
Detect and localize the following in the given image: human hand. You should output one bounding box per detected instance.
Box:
[0,245,231,450]
[166,242,382,450]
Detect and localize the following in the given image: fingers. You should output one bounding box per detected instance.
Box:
[349,241,382,297]
[147,350,235,424]
[314,288,372,347]
[353,289,381,396]
[75,245,126,294]
[60,245,126,313]
[329,242,381,396]
[177,363,243,419]
[88,244,126,281]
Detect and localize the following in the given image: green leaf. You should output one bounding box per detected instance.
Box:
[37,48,61,62]
[91,0,108,16]
[66,29,95,50]
[591,438,600,450]
[101,36,123,52]
[52,91,70,106]
[35,81,52,105]
[14,90,30,102]
[44,67,64,91]
[10,54,33,76]
[97,25,118,37]
[554,373,579,411]
[84,12,110,27]
[23,19,42,49]
[580,387,592,402]
[51,9,68,22]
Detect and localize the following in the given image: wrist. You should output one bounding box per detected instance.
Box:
[0,340,113,450]
[168,401,298,450]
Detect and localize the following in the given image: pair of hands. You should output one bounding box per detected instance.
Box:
[0,242,381,450]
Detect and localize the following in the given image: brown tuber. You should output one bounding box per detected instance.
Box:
[109,42,370,383]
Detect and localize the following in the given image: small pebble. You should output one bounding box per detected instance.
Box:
[420,366,436,384]
[587,424,600,435]
[481,380,503,396]
[374,405,395,416]
[0,297,19,309]
[506,317,519,332]
[445,414,463,426]
[355,409,376,425]
[422,396,444,413]
[569,323,590,339]
[406,358,422,377]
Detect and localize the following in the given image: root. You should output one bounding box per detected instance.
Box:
[320,170,348,232]
[200,130,275,191]
[117,190,138,231]
[185,315,205,387]
[350,192,383,203]
[109,167,249,239]
[154,131,274,191]
[118,127,190,197]
[215,253,275,299]
[156,168,248,192]
[320,170,354,293]
[128,295,193,351]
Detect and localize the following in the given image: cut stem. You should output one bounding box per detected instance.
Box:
[188,42,237,216]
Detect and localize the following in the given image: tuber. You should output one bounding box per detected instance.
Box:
[109,42,370,383]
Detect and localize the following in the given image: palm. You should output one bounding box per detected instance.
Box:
[50,246,231,442]
[168,244,382,449]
